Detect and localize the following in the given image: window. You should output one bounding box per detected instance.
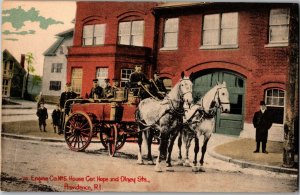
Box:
[71,68,82,94]
[265,88,285,124]
[2,79,9,96]
[83,24,106,46]
[269,8,290,44]
[51,63,62,73]
[120,68,134,87]
[96,68,108,87]
[118,20,144,46]
[202,12,238,48]
[162,78,172,92]
[162,18,179,49]
[49,81,61,91]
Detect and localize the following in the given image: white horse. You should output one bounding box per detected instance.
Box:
[136,72,193,172]
[178,81,230,171]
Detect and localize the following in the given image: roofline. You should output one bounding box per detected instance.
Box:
[55,28,74,37]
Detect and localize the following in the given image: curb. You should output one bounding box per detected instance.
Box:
[1,133,102,144]
[208,148,298,175]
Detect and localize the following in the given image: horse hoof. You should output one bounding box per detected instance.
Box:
[183,161,191,167]
[136,160,144,165]
[176,160,184,166]
[192,166,198,172]
[147,161,155,165]
[154,165,163,172]
[166,167,175,172]
[198,166,205,172]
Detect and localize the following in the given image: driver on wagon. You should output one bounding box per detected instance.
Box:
[128,64,151,99]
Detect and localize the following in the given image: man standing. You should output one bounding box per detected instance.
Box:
[253,101,273,154]
[129,64,150,99]
[150,71,167,99]
[59,83,77,114]
[89,79,104,99]
[36,103,48,132]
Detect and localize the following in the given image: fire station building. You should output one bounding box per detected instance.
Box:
[67,2,298,140]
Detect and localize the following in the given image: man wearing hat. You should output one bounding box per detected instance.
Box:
[103,78,113,98]
[150,71,167,99]
[252,101,273,154]
[59,82,77,113]
[112,78,121,97]
[89,79,104,99]
[129,64,150,99]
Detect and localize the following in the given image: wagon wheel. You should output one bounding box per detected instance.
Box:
[64,111,93,152]
[108,124,118,157]
[100,126,127,151]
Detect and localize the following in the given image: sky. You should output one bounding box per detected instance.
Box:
[1,1,76,76]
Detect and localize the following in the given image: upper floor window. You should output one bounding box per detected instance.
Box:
[201,12,238,49]
[162,18,179,49]
[120,68,134,87]
[51,63,62,73]
[96,67,108,87]
[83,24,106,46]
[118,20,144,46]
[265,88,285,124]
[269,8,290,45]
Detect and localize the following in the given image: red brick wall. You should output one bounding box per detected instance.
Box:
[155,5,290,122]
[67,2,158,97]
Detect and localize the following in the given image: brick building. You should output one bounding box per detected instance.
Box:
[67,2,298,140]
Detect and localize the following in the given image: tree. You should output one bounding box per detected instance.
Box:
[283,5,299,168]
[23,52,35,99]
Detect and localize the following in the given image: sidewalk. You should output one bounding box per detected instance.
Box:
[1,99,298,175]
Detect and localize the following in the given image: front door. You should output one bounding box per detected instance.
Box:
[192,70,246,135]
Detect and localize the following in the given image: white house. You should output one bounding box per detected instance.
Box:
[42,29,73,103]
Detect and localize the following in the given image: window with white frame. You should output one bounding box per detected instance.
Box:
[71,68,82,94]
[118,20,144,46]
[269,8,290,44]
[83,24,106,46]
[163,18,179,49]
[51,63,62,73]
[265,88,285,124]
[120,68,134,87]
[49,81,61,91]
[96,68,108,87]
[202,12,238,47]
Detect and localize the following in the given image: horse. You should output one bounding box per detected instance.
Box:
[178,81,230,172]
[135,72,193,172]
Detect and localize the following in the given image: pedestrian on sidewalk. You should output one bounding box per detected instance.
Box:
[52,104,61,134]
[36,103,48,132]
[252,101,273,154]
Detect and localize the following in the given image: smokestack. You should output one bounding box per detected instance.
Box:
[20,54,25,69]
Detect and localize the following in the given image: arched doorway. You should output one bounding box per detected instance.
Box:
[192,69,246,135]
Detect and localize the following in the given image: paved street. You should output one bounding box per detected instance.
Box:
[1,137,298,192]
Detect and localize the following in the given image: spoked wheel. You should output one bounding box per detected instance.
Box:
[64,111,93,152]
[100,124,127,152]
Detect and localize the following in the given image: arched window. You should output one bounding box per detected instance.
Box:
[265,88,285,124]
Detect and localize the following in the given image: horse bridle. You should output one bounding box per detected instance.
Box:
[213,87,230,110]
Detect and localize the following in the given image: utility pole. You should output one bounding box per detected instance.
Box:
[283,4,299,168]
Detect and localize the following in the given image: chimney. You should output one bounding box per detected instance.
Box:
[20,54,25,69]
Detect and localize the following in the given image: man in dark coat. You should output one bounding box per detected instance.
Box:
[129,64,150,99]
[150,72,167,100]
[252,101,273,154]
[89,79,104,99]
[52,104,61,134]
[59,83,77,113]
[36,103,48,132]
